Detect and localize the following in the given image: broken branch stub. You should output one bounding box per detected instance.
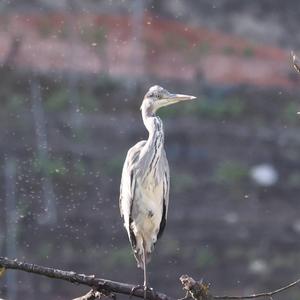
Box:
[180,275,213,300]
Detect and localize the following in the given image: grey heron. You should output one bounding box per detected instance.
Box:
[119,85,196,298]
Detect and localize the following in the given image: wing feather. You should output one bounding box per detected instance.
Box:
[157,149,170,239]
[119,140,146,236]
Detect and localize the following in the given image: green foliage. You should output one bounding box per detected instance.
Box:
[283,102,299,123]
[222,46,236,55]
[94,75,121,92]
[38,19,53,38]
[270,253,300,269]
[159,96,245,119]
[164,32,189,50]
[102,155,124,176]
[74,160,87,177]
[37,19,67,39]
[103,246,134,269]
[197,41,211,54]
[46,87,99,113]
[224,247,256,261]
[79,90,99,113]
[225,247,246,260]
[46,88,69,111]
[33,157,67,177]
[158,105,181,118]
[287,172,300,188]
[195,248,217,268]
[215,160,248,185]
[243,47,255,57]
[7,94,24,111]
[83,26,107,46]
[185,96,245,119]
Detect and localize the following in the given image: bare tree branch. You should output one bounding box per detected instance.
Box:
[0,257,300,300]
[0,257,170,300]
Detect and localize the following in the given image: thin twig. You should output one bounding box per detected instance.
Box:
[214,278,300,299]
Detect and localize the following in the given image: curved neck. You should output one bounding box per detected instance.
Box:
[140,107,165,180]
[141,108,164,142]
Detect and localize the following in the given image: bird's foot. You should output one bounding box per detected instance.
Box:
[130,285,154,300]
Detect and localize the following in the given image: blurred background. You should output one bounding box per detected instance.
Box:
[1,0,300,299]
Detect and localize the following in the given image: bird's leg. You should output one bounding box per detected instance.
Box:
[142,239,147,300]
[142,239,155,299]
[130,240,154,300]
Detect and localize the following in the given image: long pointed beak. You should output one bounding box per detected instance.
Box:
[163,93,197,106]
[170,94,197,101]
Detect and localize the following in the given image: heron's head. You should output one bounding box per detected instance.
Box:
[141,85,196,115]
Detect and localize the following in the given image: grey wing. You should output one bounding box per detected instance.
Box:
[119,140,146,227]
[157,148,170,239]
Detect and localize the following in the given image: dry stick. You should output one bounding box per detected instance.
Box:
[214,278,300,299]
[1,257,300,300]
[0,257,170,300]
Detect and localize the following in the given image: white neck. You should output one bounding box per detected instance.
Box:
[138,106,165,181]
[141,106,164,142]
